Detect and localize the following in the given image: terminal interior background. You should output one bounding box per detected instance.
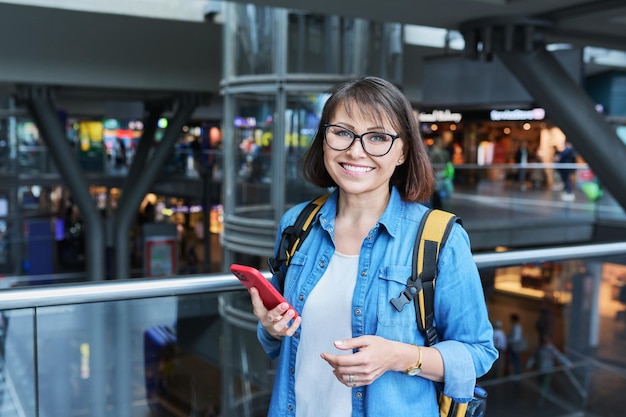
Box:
[1,1,626,416]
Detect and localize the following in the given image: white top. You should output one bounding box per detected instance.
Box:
[295,252,358,417]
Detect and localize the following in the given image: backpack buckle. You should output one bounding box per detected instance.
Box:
[390,277,422,312]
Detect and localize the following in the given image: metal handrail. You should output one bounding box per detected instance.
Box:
[0,241,624,311]
[473,241,626,268]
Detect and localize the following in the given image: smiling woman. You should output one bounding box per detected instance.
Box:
[247,76,497,417]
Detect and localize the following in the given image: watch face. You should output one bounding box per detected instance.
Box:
[407,367,422,376]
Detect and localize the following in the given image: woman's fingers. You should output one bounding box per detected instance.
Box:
[248,287,301,338]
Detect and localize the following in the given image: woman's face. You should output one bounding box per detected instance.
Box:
[323,102,405,199]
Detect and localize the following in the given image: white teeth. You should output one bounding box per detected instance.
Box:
[342,164,373,172]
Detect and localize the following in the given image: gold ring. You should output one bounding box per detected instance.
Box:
[349,374,354,384]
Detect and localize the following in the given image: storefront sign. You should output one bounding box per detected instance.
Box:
[418,109,462,123]
[489,108,545,121]
[143,223,178,277]
[234,116,257,128]
[145,238,177,277]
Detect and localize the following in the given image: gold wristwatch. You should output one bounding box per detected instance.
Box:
[406,345,423,376]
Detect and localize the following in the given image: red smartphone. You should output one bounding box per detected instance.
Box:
[230,263,299,319]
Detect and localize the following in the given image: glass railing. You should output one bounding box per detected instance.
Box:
[0,242,625,417]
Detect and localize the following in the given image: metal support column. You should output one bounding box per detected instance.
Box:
[113,95,196,280]
[105,102,164,279]
[26,87,106,281]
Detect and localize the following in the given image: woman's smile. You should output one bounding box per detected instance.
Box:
[340,162,374,174]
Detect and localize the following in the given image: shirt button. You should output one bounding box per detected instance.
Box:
[288,405,294,411]
[299,294,304,301]
[290,368,295,374]
[355,308,361,315]
[294,332,300,338]
[367,235,372,240]
[319,261,326,268]
[361,270,367,276]
[356,392,363,399]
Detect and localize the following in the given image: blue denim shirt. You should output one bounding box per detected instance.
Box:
[258,187,497,417]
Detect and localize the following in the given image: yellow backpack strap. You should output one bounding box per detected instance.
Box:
[438,394,468,417]
[284,194,330,266]
[413,209,460,345]
[267,194,330,293]
[415,210,465,417]
[389,209,459,327]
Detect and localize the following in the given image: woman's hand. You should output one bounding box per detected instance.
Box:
[321,336,444,387]
[320,335,400,387]
[249,287,301,340]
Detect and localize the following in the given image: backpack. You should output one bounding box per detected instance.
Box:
[267,194,330,294]
[267,195,486,417]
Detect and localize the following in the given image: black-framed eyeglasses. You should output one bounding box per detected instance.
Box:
[323,124,401,157]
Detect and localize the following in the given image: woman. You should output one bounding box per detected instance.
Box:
[249,76,496,416]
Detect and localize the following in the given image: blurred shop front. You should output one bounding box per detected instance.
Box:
[0,100,225,278]
[418,46,586,186]
[417,105,570,188]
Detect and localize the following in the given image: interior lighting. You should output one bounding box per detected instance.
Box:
[522,123,531,130]
[450,124,457,131]
[431,124,438,131]
[209,127,222,145]
[503,127,511,135]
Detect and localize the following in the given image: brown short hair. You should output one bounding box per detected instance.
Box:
[301,76,434,202]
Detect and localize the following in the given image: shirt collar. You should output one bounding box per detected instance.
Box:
[377,186,404,239]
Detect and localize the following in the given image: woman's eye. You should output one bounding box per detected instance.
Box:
[368,134,389,143]
[335,129,353,138]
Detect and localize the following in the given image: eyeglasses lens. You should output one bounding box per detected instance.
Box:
[324,125,394,157]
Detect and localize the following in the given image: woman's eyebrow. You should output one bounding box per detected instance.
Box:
[331,122,390,132]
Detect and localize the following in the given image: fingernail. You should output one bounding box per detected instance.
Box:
[334,340,343,346]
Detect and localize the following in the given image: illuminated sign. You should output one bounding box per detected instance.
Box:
[418,109,463,123]
[234,116,257,128]
[490,108,545,121]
